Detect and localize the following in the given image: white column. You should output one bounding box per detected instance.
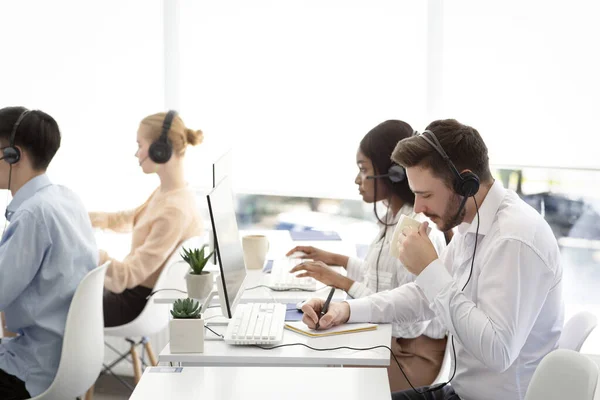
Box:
[164,0,180,111]
[426,0,444,121]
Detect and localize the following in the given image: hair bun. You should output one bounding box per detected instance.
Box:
[185,128,204,146]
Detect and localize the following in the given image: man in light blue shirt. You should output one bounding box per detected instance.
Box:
[0,107,98,399]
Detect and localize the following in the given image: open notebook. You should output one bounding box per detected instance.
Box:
[285,321,377,337]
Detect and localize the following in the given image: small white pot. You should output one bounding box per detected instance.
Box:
[169,318,205,353]
[186,271,213,300]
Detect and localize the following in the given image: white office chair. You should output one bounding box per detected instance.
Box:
[102,236,203,391]
[525,349,598,400]
[559,311,598,352]
[30,262,109,400]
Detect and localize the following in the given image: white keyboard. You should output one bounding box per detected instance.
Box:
[267,258,317,291]
[224,303,286,345]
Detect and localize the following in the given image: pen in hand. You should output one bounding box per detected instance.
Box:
[315,286,336,330]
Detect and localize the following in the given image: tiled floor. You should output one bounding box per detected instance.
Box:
[94,374,134,400]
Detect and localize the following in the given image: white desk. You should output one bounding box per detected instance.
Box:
[130,366,391,400]
[153,268,348,305]
[159,323,392,367]
[153,229,354,305]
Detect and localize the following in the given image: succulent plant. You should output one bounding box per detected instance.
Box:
[170,298,202,319]
[181,245,214,275]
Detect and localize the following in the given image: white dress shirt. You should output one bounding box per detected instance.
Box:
[348,181,564,400]
[346,204,447,338]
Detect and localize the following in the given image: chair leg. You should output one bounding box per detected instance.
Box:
[143,340,158,366]
[84,384,95,400]
[129,343,142,384]
[1,312,16,338]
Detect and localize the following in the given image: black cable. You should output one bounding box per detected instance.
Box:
[374,223,387,293]
[444,195,481,390]
[373,185,393,293]
[145,288,187,300]
[2,165,12,237]
[204,325,224,338]
[254,343,439,396]
[461,196,479,292]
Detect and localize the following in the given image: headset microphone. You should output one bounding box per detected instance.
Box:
[138,156,149,167]
[453,192,469,221]
[365,164,406,183]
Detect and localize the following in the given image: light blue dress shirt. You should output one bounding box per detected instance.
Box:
[0,174,98,397]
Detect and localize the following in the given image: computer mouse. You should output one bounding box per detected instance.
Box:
[296,301,305,311]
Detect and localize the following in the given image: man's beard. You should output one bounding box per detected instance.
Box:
[426,193,466,232]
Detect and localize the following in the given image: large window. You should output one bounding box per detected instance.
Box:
[0,0,164,212]
[442,0,600,170]
[178,0,428,199]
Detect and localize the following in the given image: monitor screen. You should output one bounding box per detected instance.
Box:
[210,148,232,264]
[206,176,247,318]
[212,148,232,189]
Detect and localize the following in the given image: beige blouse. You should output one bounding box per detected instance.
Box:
[90,187,203,293]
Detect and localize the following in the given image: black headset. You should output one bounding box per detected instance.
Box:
[3,109,31,165]
[148,110,177,164]
[419,130,480,197]
[366,164,406,183]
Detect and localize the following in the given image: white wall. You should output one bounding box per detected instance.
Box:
[177,0,429,199]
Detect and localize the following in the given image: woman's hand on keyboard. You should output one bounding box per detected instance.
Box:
[290,261,353,291]
[301,298,350,330]
[286,246,347,267]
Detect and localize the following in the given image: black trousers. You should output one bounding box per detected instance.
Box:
[103,286,153,327]
[0,369,30,400]
[392,385,460,400]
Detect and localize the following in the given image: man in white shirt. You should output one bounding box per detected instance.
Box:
[301,119,564,400]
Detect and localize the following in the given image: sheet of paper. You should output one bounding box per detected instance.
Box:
[284,321,377,337]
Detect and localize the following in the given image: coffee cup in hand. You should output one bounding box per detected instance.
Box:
[389,215,431,258]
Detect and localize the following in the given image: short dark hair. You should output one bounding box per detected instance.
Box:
[0,106,61,170]
[359,120,415,206]
[392,119,492,188]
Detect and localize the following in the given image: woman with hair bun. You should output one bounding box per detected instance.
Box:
[89,111,204,327]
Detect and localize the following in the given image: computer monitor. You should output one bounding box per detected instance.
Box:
[210,148,233,264]
[206,176,247,319]
[212,148,232,189]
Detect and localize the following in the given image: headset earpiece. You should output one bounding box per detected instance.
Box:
[3,109,30,165]
[148,141,172,164]
[386,164,406,183]
[456,171,480,198]
[148,110,177,164]
[366,164,406,183]
[2,146,20,165]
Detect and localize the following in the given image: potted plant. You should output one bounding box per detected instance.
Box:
[181,245,214,300]
[169,298,205,353]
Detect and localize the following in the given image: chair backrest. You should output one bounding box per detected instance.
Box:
[33,262,109,399]
[104,236,204,337]
[559,311,598,352]
[525,349,599,400]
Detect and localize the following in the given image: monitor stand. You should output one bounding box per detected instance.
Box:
[200,273,231,326]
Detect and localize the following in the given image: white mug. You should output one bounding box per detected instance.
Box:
[389,214,431,258]
[242,235,270,270]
